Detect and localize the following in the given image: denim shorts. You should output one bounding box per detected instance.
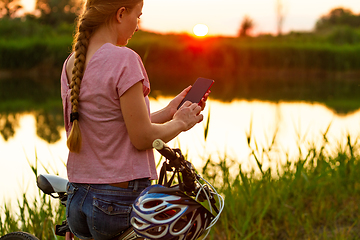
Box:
[66,179,151,240]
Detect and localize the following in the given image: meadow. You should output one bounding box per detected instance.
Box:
[1,18,360,239]
[1,125,360,240]
[1,19,360,113]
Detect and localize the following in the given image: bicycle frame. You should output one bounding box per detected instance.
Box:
[33,139,224,240]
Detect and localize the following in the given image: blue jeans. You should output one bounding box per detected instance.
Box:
[66,179,151,240]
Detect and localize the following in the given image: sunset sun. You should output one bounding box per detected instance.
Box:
[193,24,208,37]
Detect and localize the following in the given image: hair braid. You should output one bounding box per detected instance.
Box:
[66,15,91,153]
[66,0,143,153]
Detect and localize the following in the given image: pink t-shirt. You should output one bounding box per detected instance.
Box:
[61,43,158,184]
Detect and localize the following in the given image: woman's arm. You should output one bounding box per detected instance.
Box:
[150,86,210,124]
[150,86,191,124]
[120,82,203,150]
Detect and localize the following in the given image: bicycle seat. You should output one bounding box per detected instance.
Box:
[37,174,69,194]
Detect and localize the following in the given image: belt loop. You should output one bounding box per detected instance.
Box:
[133,179,139,192]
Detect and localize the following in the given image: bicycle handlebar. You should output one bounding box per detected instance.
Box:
[152,139,179,161]
[153,139,198,193]
[152,139,221,213]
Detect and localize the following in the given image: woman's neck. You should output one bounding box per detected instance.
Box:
[90,24,117,48]
[85,24,117,66]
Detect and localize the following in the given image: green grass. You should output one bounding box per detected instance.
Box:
[0,157,66,240]
[1,18,360,240]
[1,28,360,71]
[1,118,360,239]
[323,99,360,114]
[203,133,360,240]
[1,29,360,114]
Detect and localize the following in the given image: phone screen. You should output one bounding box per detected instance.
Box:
[177,77,214,109]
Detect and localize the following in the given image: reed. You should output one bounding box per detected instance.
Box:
[1,122,360,239]
[0,157,66,240]
[1,30,360,72]
[202,130,360,239]
[1,30,360,114]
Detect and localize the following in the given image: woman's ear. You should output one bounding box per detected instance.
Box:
[116,7,126,23]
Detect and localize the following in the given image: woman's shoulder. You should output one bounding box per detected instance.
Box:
[103,43,140,59]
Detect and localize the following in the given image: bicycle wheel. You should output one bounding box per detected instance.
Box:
[0,232,39,240]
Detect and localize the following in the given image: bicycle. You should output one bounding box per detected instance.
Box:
[0,139,224,240]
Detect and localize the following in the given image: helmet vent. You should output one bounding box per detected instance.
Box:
[132,218,144,228]
[146,225,166,236]
[155,208,181,220]
[143,200,163,209]
[172,211,192,232]
[186,221,199,239]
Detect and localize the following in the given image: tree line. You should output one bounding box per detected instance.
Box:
[238,7,360,38]
[0,0,81,26]
[1,0,360,39]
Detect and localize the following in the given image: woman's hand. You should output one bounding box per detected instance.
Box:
[167,87,210,118]
[151,86,210,124]
[166,86,192,117]
[173,101,203,131]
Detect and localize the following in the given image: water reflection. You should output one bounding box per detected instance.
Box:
[0,113,18,141]
[0,111,63,143]
[0,99,359,207]
[35,111,63,143]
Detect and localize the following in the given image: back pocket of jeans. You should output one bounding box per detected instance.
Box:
[92,197,132,236]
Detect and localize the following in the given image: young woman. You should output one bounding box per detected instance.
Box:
[60,0,208,239]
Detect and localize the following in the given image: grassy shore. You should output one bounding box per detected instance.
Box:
[1,22,360,239]
[1,30,360,114]
[204,134,360,239]
[1,131,359,239]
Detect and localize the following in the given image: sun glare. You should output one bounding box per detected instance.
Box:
[193,24,208,37]
[21,0,36,12]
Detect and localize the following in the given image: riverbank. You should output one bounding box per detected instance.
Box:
[207,135,360,239]
[1,66,359,114]
[1,134,360,239]
[2,30,360,72]
[1,31,360,113]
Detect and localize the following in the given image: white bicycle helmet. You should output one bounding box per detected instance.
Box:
[130,184,215,240]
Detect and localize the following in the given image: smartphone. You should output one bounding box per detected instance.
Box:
[177,77,214,109]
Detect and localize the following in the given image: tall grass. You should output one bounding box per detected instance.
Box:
[203,131,360,239]
[0,157,66,240]
[1,30,360,72]
[1,120,360,239]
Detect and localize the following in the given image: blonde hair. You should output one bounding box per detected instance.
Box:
[67,0,143,153]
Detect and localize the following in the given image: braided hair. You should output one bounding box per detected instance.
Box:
[67,0,143,153]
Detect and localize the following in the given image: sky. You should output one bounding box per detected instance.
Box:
[21,0,360,36]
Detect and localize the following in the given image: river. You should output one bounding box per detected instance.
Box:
[1,97,359,207]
